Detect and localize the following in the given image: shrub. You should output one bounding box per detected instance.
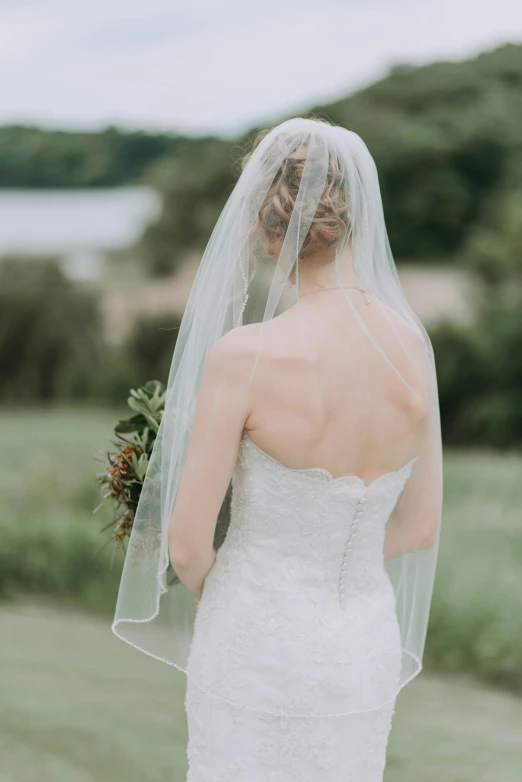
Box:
[431,297,522,447]
[124,312,181,386]
[0,256,103,402]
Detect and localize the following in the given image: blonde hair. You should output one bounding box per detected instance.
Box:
[242,120,351,263]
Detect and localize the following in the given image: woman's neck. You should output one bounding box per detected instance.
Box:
[293,244,361,295]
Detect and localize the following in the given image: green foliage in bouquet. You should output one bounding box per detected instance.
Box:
[97,379,232,584]
[97,380,166,549]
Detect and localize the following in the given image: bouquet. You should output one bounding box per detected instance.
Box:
[96,380,166,550]
[96,378,231,570]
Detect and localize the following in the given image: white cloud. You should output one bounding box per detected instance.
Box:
[0,9,58,62]
[0,0,521,134]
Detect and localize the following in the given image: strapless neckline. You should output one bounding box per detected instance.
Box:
[241,431,417,490]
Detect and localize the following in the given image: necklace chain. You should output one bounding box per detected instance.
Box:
[298,286,370,305]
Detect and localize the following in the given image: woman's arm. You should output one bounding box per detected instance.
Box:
[167,329,254,601]
[384,418,442,560]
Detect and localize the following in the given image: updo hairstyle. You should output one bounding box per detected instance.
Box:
[242,121,351,264]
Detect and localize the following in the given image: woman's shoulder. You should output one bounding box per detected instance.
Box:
[203,323,265,388]
[209,322,263,360]
[209,315,296,361]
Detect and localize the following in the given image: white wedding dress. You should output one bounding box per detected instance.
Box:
[110,120,441,781]
[184,432,416,781]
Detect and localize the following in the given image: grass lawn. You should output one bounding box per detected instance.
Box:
[1,405,521,692]
[0,406,126,613]
[1,405,521,780]
[1,603,521,782]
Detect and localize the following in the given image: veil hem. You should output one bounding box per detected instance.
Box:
[112,606,422,718]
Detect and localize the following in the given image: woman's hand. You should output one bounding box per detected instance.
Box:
[170,545,217,603]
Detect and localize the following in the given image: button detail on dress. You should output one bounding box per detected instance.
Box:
[338,494,367,608]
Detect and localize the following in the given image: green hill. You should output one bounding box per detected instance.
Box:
[2,43,521,275]
[141,42,522,273]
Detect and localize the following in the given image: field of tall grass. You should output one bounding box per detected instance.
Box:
[1,406,522,693]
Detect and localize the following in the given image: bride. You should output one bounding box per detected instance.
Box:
[112,117,442,781]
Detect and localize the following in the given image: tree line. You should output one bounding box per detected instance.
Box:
[0,125,205,189]
[140,42,522,274]
[1,43,521,275]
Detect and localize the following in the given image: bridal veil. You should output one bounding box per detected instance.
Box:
[112,117,442,716]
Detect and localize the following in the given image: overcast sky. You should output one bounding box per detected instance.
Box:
[1,0,521,137]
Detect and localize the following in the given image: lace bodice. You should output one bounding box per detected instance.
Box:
[227,434,416,608]
[187,432,416,718]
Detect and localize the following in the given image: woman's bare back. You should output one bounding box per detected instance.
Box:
[244,290,428,483]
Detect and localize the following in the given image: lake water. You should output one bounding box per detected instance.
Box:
[0,187,161,279]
